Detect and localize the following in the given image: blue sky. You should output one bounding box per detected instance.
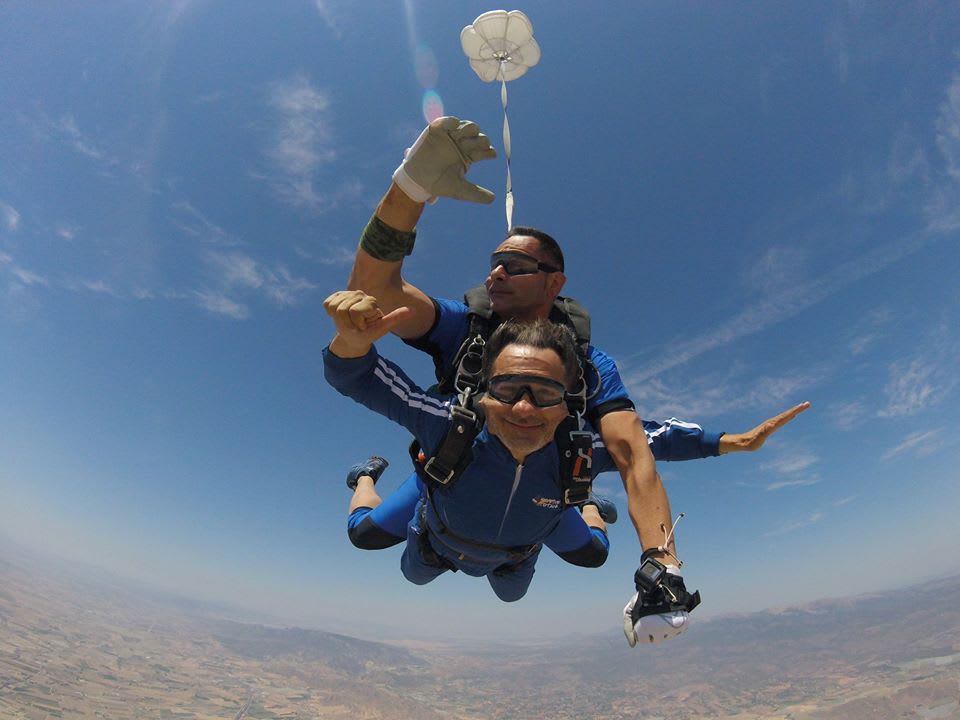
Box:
[1,1,958,642]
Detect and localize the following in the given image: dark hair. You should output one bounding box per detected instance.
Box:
[506,226,564,272]
[482,319,579,389]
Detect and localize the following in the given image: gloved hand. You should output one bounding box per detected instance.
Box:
[392,116,496,204]
[623,565,700,647]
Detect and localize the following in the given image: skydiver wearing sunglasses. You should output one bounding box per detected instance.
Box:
[341,116,809,645]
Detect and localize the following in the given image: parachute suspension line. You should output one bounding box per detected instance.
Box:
[498,57,514,230]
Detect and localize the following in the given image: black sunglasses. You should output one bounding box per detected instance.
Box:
[486,373,568,408]
[489,251,560,277]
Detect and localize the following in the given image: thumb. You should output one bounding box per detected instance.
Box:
[367,306,413,338]
[452,180,496,204]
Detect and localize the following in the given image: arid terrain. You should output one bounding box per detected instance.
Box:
[1,542,958,719]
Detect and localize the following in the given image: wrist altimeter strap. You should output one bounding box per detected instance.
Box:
[631,570,701,622]
[359,215,417,262]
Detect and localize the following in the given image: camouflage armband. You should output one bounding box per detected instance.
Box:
[359,215,417,262]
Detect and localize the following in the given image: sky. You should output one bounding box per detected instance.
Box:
[1,1,959,644]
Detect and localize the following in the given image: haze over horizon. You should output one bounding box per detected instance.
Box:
[2,1,959,643]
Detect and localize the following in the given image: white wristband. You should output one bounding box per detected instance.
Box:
[392,165,435,204]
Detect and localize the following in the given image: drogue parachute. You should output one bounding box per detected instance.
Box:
[461,10,540,229]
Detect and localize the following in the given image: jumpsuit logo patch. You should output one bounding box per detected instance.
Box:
[532,496,561,509]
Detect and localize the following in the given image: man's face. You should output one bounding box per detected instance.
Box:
[484,235,565,321]
[477,344,570,462]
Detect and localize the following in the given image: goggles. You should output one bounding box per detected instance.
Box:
[486,373,568,408]
[489,251,560,277]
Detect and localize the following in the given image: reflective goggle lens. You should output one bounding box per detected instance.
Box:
[489,251,558,276]
[487,374,567,407]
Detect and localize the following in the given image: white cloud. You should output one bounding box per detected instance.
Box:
[81,280,117,295]
[935,74,960,180]
[171,202,238,246]
[628,364,819,421]
[878,325,958,417]
[927,72,960,231]
[823,15,849,84]
[265,75,336,211]
[764,512,824,537]
[203,251,317,312]
[760,452,818,476]
[880,429,944,461]
[765,476,820,491]
[313,1,342,36]
[827,399,868,431]
[193,291,249,320]
[295,244,355,267]
[627,230,936,383]
[1,202,20,231]
[56,114,112,163]
[11,266,48,287]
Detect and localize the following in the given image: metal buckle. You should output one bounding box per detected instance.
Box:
[563,487,590,506]
[423,457,455,484]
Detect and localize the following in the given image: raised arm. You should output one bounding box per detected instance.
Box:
[347,116,496,340]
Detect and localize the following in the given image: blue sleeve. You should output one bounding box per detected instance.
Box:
[585,345,636,422]
[643,418,723,461]
[544,508,610,568]
[323,345,449,452]
[347,472,424,548]
[401,297,470,381]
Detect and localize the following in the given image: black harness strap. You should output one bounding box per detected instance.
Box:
[555,415,595,507]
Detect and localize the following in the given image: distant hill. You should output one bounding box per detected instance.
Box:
[2,541,958,719]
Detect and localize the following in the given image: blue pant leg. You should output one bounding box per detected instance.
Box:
[399,501,450,586]
[486,546,542,602]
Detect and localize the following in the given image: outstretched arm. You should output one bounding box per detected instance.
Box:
[718,402,811,454]
[347,116,496,340]
[598,410,676,563]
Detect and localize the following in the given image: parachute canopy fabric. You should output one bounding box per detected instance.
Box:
[460,10,540,82]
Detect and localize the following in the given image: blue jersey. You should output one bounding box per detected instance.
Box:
[325,345,615,575]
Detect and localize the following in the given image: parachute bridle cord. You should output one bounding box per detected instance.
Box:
[497,59,514,230]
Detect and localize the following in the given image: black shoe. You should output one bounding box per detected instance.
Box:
[584,493,618,524]
[345,456,389,490]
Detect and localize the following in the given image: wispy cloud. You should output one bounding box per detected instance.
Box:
[264,75,336,211]
[827,399,868,431]
[197,251,317,318]
[878,323,958,417]
[0,252,48,289]
[628,364,820,421]
[765,476,820,492]
[823,14,849,84]
[313,1,342,36]
[294,244,355,267]
[764,511,824,537]
[170,202,238,246]
[926,72,960,231]
[55,114,117,165]
[760,452,818,476]
[626,232,936,384]
[1,201,20,232]
[193,290,249,320]
[880,429,944,461]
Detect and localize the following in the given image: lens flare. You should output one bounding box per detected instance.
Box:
[415,43,438,89]
[422,90,444,123]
